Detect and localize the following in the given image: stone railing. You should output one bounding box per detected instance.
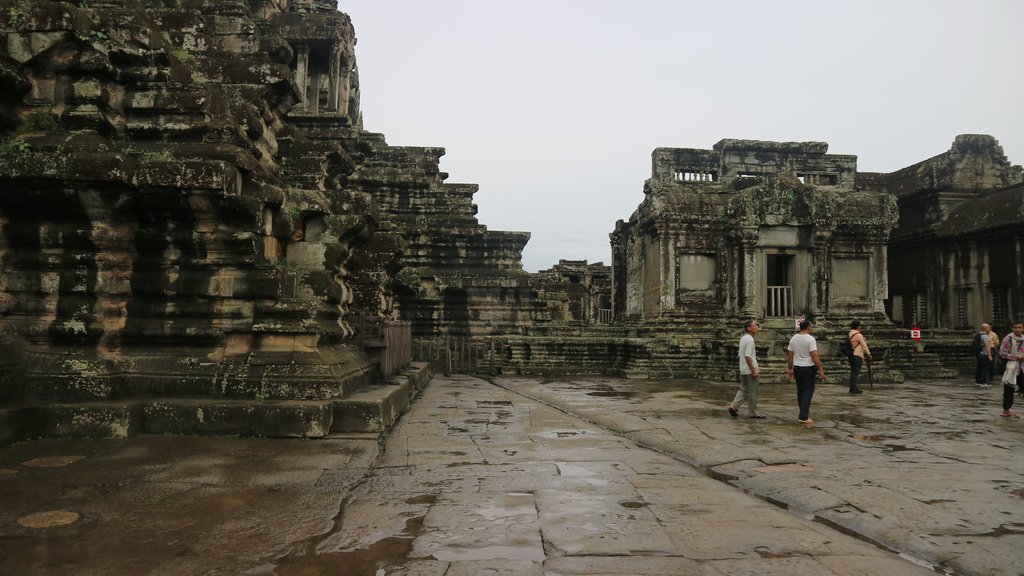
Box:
[766,285,793,317]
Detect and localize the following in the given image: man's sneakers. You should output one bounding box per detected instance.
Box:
[977,382,991,388]
[727,405,739,417]
[750,413,766,419]
[849,388,864,395]
[798,418,814,427]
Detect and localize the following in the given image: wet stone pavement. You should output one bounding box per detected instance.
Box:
[0,374,1019,575]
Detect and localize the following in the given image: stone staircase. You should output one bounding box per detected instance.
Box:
[495,318,950,385]
[0,363,431,445]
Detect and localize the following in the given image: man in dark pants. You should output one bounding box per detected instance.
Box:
[787,320,826,427]
[847,320,871,394]
[998,320,1024,418]
[974,322,997,387]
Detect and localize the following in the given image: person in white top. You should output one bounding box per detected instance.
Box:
[787,319,825,427]
[727,320,765,419]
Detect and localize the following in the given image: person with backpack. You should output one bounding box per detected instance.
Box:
[847,320,871,395]
[972,322,998,387]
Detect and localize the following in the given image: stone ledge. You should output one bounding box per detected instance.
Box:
[0,364,433,445]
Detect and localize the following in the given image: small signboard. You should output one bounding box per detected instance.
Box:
[910,326,921,341]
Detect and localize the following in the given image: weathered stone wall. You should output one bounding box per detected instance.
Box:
[612,139,898,324]
[865,135,1024,330]
[0,0,547,409]
[531,259,611,323]
[0,0,378,401]
[341,138,547,337]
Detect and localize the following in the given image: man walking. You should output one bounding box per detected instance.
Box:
[728,320,765,419]
[787,319,825,427]
[974,322,998,387]
[998,320,1024,418]
[847,320,871,394]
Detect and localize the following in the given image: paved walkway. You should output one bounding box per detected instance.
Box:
[0,374,966,575]
[496,375,1024,576]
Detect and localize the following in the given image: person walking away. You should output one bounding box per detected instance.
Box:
[728,320,765,419]
[847,320,871,394]
[787,320,826,427]
[974,322,998,387]
[998,320,1024,418]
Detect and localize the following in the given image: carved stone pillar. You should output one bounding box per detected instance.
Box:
[739,229,759,319]
[327,47,341,111]
[660,228,677,313]
[812,230,832,316]
[308,69,320,114]
[337,61,351,117]
[294,45,309,108]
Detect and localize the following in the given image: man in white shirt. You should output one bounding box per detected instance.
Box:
[787,319,826,427]
[728,320,765,419]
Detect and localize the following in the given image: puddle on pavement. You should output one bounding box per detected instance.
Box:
[752,463,810,474]
[850,434,895,444]
[833,414,886,426]
[535,430,591,439]
[754,546,789,558]
[277,515,426,576]
[982,523,1024,536]
[276,536,415,576]
[619,501,649,509]
[22,455,86,468]
[883,443,918,452]
[429,544,545,562]
[477,400,513,406]
[404,495,437,505]
[17,510,80,528]
[587,389,635,398]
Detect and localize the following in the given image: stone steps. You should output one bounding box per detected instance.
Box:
[0,364,431,445]
[497,330,910,383]
[885,351,960,379]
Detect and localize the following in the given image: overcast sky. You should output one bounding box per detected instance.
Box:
[341,1,1024,272]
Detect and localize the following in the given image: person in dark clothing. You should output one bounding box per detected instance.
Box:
[847,320,871,395]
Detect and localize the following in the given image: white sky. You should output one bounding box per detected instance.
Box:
[341,1,1024,272]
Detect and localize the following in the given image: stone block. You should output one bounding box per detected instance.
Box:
[38,403,142,439]
[250,402,332,437]
[0,406,41,445]
[332,381,413,433]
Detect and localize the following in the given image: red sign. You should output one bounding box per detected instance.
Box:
[910,327,921,341]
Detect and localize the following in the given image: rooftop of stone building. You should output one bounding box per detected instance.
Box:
[937,180,1024,237]
[857,134,1024,198]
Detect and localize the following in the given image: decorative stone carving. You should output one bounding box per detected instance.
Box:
[612,139,898,323]
[0,0,377,401]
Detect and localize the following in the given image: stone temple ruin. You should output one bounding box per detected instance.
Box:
[611,139,897,324]
[0,0,543,441]
[0,0,1021,442]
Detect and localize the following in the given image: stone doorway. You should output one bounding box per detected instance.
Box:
[765,253,794,317]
